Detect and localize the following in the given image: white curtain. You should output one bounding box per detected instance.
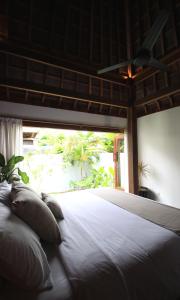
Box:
[0,118,23,161]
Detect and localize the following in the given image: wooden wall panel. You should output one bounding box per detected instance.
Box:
[0,51,129,117]
[131,0,179,60]
[6,0,127,73]
[0,0,180,119]
[132,0,180,117]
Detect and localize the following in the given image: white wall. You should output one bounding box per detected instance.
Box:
[138,106,180,208]
[0,101,127,130]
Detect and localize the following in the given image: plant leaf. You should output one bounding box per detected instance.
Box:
[7,155,16,166]
[0,153,5,167]
[4,162,16,175]
[18,168,29,184]
[6,156,16,173]
[14,156,24,164]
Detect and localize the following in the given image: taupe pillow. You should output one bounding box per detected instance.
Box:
[41,193,64,220]
[10,183,61,244]
[0,203,53,291]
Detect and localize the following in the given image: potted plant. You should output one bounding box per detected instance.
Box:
[0,153,29,184]
[138,161,150,197]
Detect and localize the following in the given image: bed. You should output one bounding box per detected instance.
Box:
[1,188,180,300]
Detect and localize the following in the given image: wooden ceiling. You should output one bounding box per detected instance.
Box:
[0,0,179,118]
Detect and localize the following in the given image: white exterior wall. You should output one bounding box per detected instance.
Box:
[137,106,180,208]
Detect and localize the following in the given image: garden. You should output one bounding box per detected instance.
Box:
[23,130,117,193]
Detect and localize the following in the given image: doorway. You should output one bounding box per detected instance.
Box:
[23,127,126,194]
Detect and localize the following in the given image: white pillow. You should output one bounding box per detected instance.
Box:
[0,203,53,291]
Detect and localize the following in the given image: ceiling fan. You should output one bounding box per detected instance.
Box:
[97,10,169,75]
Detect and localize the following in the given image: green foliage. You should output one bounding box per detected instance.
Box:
[0,153,29,183]
[138,161,150,187]
[23,130,118,191]
[17,169,29,184]
[70,166,114,189]
[38,131,116,157]
[119,139,124,152]
[0,153,5,167]
[38,134,65,154]
[62,132,101,178]
[101,133,116,152]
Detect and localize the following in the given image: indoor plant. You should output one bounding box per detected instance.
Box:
[0,153,29,184]
[138,161,150,197]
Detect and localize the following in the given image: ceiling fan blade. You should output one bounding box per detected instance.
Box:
[97,60,133,75]
[142,10,169,50]
[148,58,168,72]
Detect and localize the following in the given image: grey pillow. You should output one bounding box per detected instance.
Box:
[0,202,53,291]
[41,193,64,220]
[10,183,61,244]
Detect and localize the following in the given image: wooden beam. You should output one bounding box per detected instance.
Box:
[127,105,138,195]
[115,1,121,63]
[168,96,174,107]
[0,14,8,40]
[125,0,138,194]
[0,41,128,87]
[134,47,180,82]
[127,80,138,195]
[110,82,113,100]
[100,0,104,64]
[153,74,157,93]
[156,100,161,111]
[60,70,64,88]
[25,91,28,102]
[157,0,165,57]
[135,84,180,107]
[0,79,128,109]
[63,3,70,53]
[124,0,133,77]
[88,77,92,95]
[144,104,148,114]
[170,1,178,48]
[77,9,83,58]
[28,0,33,42]
[50,1,55,50]
[87,102,92,111]
[109,1,113,65]
[23,120,123,133]
[89,0,94,62]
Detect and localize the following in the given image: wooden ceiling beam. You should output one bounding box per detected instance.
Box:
[124,0,133,78]
[0,79,128,109]
[0,14,8,40]
[127,105,138,195]
[156,100,161,111]
[0,42,128,87]
[170,1,178,48]
[135,85,180,107]
[89,0,94,62]
[168,96,174,107]
[23,119,123,133]
[134,47,180,82]
[144,104,148,114]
